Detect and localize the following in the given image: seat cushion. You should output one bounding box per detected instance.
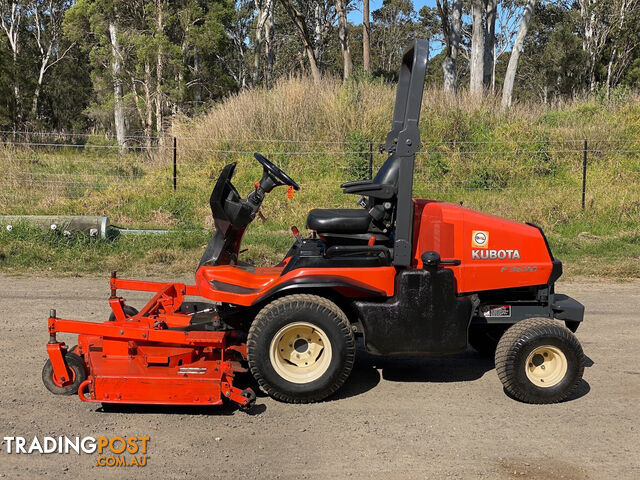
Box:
[306,208,371,234]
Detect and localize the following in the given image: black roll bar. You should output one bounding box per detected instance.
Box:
[385,39,429,266]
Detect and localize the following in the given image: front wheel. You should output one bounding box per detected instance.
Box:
[247,294,355,403]
[495,318,585,404]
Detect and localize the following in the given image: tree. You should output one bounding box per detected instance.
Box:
[605,0,640,97]
[0,1,23,129]
[335,0,352,80]
[469,0,484,94]
[483,0,497,88]
[362,0,370,72]
[492,0,521,93]
[516,2,586,103]
[371,0,418,74]
[28,0,75,120]
[280,0,325,82]
[501,0,536,109]
[253,0,275,86]
[578,0,612,92]
[434,0,462,94]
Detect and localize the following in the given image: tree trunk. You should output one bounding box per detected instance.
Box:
[108,21,126,149]
[282,0,322,83]
[451,0,462,86]
[264,2,275,86]
[193,50,201,104]
[253,1,272,86]
[470,0,485,94]
[1,3,22,129]
[253,23,263,86]
[335,0,352,80]
[363,0,371,72]
[483,0,497,88]
[436,0,460,94]
[13,48,20,129]
[155,0,164,138]
[31,43,52,120]
[491,43,497,93]
[501,0,536,109]
[144,61,154,148]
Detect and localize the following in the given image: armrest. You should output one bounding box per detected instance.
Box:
[340,180,373,188]
[342,182,396,200]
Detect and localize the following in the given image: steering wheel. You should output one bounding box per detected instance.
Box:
[254,153,300,191]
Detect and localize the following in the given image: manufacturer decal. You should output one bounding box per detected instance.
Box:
[501,266,537,273]
[472,230,489,248]
[480,305,511,318]
[471,249,521,260]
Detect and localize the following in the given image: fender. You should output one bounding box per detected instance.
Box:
[252,275,386,305]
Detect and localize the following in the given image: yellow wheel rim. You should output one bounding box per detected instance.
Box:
[525,345,568,388]
[269,322,332,384]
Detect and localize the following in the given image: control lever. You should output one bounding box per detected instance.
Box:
[421,251,461,268]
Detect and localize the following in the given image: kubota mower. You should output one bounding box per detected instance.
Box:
[43,39,585,408]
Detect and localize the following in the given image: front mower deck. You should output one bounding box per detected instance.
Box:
[45,275,255,409]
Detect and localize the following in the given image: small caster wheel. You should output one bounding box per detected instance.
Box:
[42,352,87,395]
[239,389,257,411]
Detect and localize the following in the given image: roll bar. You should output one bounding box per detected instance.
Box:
[385,38,429,266]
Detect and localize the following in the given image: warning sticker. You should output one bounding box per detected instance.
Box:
[480,305,511,318]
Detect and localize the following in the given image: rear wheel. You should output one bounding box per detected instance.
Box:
[495,318,584,404]
[247,294,355,403]
[42,352,87,395]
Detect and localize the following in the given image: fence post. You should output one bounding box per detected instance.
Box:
[582,138,587,210]
[368,141,373,179]
[173,136,177,192]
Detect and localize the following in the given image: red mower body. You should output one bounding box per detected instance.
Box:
[412,199,555,294]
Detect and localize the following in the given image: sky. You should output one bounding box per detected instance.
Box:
[346,0,438,24]
[347,1,444,54]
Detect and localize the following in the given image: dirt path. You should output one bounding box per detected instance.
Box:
[0,277,638,479]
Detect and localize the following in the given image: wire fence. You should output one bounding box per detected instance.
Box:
[1,131,639,229]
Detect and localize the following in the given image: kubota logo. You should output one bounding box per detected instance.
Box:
[472,230,489,248]
[472,249,521,260]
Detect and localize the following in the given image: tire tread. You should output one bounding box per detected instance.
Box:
[247,294,355,404]
[495,318,584,404]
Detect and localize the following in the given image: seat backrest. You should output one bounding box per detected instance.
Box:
[373,154,400,187]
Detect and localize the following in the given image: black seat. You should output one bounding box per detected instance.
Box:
[305,153,401,235]
[306,208,371,234]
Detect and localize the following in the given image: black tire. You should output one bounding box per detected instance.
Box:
[247,294,355,403]
[108,305,139,322]
[42,352,87,395]
[468,323,509,358]
[495,318,585,404]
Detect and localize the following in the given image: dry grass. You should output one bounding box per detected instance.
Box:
[1,76,639,277]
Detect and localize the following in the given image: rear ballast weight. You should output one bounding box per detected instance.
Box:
[43,39,586,409]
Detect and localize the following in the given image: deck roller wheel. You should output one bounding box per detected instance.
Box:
[108,305,139,322]
[42,352,87,395]
[247,294,355,403]
[495,318,585,404]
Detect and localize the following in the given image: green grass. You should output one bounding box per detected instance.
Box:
[1,77,639,278]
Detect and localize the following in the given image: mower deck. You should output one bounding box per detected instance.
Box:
[45,275,255,409]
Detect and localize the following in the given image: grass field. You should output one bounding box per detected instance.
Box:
[1,76,639,278]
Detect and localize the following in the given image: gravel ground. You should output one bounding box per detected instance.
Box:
[0,276,638,479]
